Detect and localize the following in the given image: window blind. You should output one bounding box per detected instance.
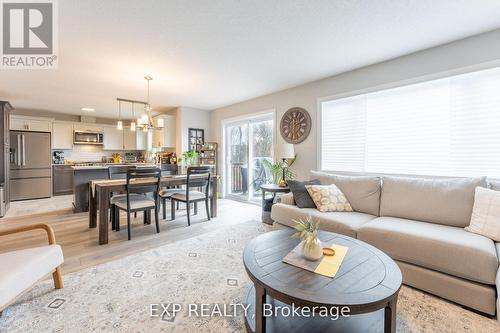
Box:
[320,66,500,178]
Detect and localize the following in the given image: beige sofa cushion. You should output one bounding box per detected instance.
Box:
[280,192,295,205]
[380,176,486,227]
[358,217,498,285]
[270,203,376,238]
[0,245,64,309]
[466,187,500,241]
[310,171,381,216]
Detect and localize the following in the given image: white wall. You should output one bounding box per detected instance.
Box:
[210,28,500,178]
[176,106,212,155]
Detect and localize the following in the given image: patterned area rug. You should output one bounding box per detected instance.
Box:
[0,220,498,333]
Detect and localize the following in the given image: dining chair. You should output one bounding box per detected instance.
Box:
[111,167,161,240]
[158,164,182,219]
[109,165,137,229]
[170,166,211,226]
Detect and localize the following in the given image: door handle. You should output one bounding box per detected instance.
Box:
[21,135,26,166]
[17,134,21,166]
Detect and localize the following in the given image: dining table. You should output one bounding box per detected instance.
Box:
[88,174,219,245]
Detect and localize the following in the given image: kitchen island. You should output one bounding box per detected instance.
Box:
[72,163,160,212]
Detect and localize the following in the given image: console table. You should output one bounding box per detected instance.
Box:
[260,184,290,225]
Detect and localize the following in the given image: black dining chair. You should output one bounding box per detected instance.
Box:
[109,165,137,229]
[111,167,161,240]
[170,166,211,226]
[158,164,183,219]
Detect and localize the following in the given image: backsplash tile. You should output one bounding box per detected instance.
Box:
[54,145,135,162]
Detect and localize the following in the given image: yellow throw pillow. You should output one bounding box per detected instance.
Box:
[305,184,353,213]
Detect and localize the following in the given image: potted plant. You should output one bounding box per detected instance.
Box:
[291,216,323,261]
[261,155,297,185]
[178,150,199,172]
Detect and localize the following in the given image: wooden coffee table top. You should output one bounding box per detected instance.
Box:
[243,229,402,314]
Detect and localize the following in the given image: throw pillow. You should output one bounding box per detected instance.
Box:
[287,179,321,208]
[465,187,500,241]
[305,184,353,213]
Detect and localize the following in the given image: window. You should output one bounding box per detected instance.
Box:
[320,66,500,178]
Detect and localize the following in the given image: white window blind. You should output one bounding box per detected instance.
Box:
[320,66,500,178]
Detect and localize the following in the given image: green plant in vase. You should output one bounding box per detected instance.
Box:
[291,216,323,261]
[261,155,297,185]
[179,150,199,167]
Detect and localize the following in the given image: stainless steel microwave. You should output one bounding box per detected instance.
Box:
[73,130,104,145]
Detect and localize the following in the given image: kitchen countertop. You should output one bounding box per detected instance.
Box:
[51,163,157,170]
[72,164,157,170]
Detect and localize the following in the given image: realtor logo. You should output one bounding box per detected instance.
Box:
[1,0,58,69]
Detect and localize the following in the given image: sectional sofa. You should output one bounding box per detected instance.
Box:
[271,171,500,316]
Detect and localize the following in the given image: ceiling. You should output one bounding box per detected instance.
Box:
[2,0,500,119]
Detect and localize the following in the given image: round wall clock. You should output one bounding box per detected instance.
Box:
[280,107,311,144]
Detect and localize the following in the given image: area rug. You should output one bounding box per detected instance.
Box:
[0,221,498,333]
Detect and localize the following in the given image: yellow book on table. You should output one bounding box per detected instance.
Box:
[314,244,349,278]
[282,243,349,278]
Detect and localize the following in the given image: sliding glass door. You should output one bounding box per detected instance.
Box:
[224,114,274,202]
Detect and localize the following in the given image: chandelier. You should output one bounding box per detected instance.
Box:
[116,75,164,132]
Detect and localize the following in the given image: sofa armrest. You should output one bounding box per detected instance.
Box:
[495,243,500,322]
[0,224,57,245]
[280,192,295,205]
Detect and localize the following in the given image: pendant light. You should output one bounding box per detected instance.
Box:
[116,100,123,130]
[142,76,152,124]
[130,103,136,131]
[157,118,164,128]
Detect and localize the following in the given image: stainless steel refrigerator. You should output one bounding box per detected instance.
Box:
[9,131,51,201]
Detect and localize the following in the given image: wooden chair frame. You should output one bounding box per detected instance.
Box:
[0,224,63,314]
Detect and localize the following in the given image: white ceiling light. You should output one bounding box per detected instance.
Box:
[115,75,164,132]
[157,118,164,128]
[130,103,136,131]
[136,76,164,131]
[80,107,95,112]
[116,100,123,130]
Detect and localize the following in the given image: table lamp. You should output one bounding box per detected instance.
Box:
[277,143,295,187]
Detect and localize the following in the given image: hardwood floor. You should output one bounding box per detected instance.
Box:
[0,199,261,275]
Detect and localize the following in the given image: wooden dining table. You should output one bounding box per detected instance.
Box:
[88,174,219,245]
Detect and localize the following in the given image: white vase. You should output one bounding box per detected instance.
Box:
[301,238,323,261]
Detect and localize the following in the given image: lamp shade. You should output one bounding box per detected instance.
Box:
[277,143,295,159]
[157,118,164,128]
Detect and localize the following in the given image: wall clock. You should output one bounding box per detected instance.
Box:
[280,107,311,144]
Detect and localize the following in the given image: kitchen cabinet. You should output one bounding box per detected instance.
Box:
[10,115,52,132]
[123,128,147,150]
[103,126,123,150]
[52,165,73,195]
[136,130,147,150]
[73,123,103,132]
[152,115,176,148]
[123,127,136,150]
[52,121,74,149]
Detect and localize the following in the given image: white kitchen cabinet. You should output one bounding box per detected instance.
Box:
[123,127,136,150]
[136,130,147,150]
[10,115,53,132]
[52,121,74,149]
[10,117,26,131]
[103,126,123,150]
[73,123,103,132]
[152,115,176,148]
[122,128,148,150]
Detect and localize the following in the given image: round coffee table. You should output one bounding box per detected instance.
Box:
[243,229,402,333]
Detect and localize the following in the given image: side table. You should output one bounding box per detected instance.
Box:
[260,184,290,225]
